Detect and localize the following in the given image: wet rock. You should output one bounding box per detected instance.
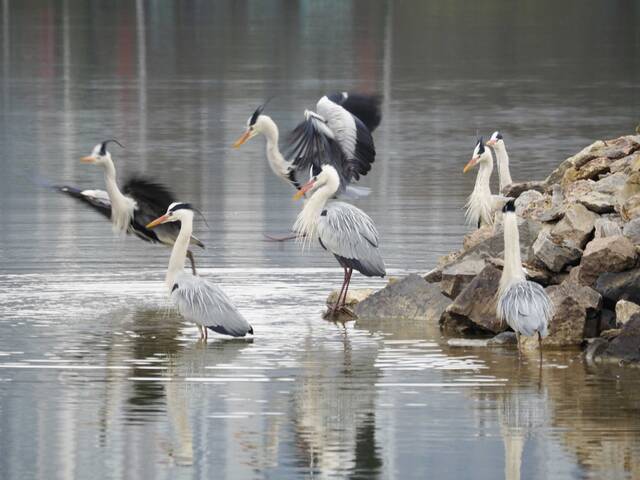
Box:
[515,190,544,216]
[440,257,486,299]
[594,268,640,309]
[577,191,616,214]
[355,274,450,323]
[621,194,640,221]
[615,300,640,326]
[600,328,621,340]
[598,315,640,364]
[550,203,598,249]
[584,338,609,364]
[622,217,640,244]
[532,231,582,273]
[501,181,545,198]
[440,265,504,334]
[545,280,602,346]
[447,338,490,348]
[579,236,637,285]
[327,288,375,307]
[487,331,518,346]
[593,217,623,238]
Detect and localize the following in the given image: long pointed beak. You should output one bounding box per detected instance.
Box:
[233,130,252,148]
[486,139,496,147]
[80,156,95,163]
[463,156,479,174]
[293,179,316,201]
[146,215,169,229]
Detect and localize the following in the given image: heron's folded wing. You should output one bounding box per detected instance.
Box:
[498,282,553,337]
[171,275,251,337]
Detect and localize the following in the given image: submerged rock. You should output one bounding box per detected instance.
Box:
[354,274,450,323]
[487,331,518,345]
[545,280,602,346]
[597,315,640,364]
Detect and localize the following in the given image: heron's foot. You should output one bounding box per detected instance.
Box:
[323,305,356,320]
[263,232,303,242]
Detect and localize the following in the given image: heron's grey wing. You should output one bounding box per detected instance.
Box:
[317,202,386,277]
[326,92,382,132]
[316,95,376,182]
[171,274,252,337]
[123,176,204,248]
[56,185,112,220]
[498,281,553,337]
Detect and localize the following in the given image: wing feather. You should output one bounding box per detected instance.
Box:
[497,281,553,337]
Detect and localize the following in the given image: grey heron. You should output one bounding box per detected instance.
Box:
[292,165,386,316]
[57,140,203,273]
[497,200,553,350]
[146,203,254,340]
[233,92,381,199]
[463,137,510,228]
[486,131,513,192]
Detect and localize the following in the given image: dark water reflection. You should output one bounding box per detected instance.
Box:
[1,1,640,479]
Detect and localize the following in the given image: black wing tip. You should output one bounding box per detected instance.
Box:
[207,325,254,337]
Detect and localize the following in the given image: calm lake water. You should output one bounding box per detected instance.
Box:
[1,1,640,479]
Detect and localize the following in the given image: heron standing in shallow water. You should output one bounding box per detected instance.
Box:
[146,203,253,340]
[57,140,203,273]
[497,200,553,350]
[292,165,386,316]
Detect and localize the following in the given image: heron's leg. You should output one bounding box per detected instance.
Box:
[340,269,353,309]
[187,250,197,275]
[332,268,349,314]
[204,327,208,341]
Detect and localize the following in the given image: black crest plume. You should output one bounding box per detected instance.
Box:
[100,139,125,156]
[249,96,276,126]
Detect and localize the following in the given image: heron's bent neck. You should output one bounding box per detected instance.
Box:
[101,158,134,233]
[260,116,291,181]
[494,143,513,191]
[166,213,193,289]
[500,212,525,294]
[466,159,494,227]
[293,177,338,248]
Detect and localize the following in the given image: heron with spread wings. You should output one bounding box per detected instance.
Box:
[233,92,381,199]
[56,140,204,273]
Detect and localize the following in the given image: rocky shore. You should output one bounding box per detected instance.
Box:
[350,134,640,365]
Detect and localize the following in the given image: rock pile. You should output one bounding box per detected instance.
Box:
[354,134,640,363]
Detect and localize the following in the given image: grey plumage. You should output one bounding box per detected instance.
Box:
[171,273,253,337]
[497,281,553,337]
[317,202,385,278]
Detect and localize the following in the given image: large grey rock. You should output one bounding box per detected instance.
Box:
[515,190,544,216]
[593,217,623,238]
[579,236,637,285]
[440,257,486,299]
[598,315,640,364]
[532,231,582,273]
[574,156,610,180]
[621,193,640,221]
[545,140,606,186]
[440,265,505,334]
[622,217,640,244]
[501,181,545,198]
[545,280,602,346]
[355,274,450,323]
[593,268,640,309]
[577,191,616,214]
[615,300,640,326]
[550,203,598,249]
[594,171,628,194]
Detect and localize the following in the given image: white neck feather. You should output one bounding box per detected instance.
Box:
[495,143,513,191]
[166,212,193,290]
[101,158,135,233]
[500,212,526,294]
[260,116,291,180]
[465,159,494,227]
[293,174,338,249]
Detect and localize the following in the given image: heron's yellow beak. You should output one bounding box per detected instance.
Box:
[146,215,169,229]
[233,129,254,148]
[293,179,316,201]
[463,156,479,174]
[486,139,496,147]
[80,156,96,164]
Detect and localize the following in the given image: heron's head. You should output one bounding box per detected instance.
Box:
[502,198,516,214]
[233,102,273,148]
[486,131,504,147]
[463,137,491,173]
[293,165,340,200]
[146,202,194,229]
[80,139,123,166]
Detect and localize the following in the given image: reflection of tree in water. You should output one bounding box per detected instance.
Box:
[291,323,383,479]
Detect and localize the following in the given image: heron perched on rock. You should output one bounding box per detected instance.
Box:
[463,137,511,228]
[292,164,386,316]
[233,92,381,199]
[57,140,203,273]
[486,131,513,192]
[146,203,253,340]
[497,200,553,350]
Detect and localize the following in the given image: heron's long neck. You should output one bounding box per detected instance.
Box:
[495,144,513,191]
[500,212,525,293]
[474,160,493,197]
[102,159,134,232]
[293,183,334,248]
[261,117,292,180]
[166,214,193,289]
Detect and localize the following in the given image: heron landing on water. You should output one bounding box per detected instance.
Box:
[57,140,204,273]
[497,200,554,352]
[146,203,253,340]
[292,165,386,317]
